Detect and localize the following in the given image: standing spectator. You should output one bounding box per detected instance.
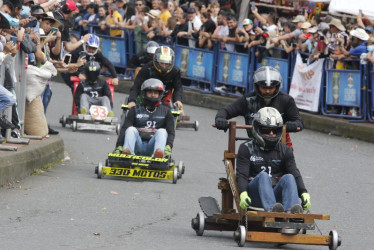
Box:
[186,7,202,48]
[341,27,369,58]
[172,12,189,46]
[210,1,220,25]
[221,15,238,52]
[92,5,109,35]
[105,3,123,37]
[234,0,249,25]
[197,12,216,49]
[158,0,171,29]
[271,15,305,46]
[115,0,126,18]
[326,18,349,55]
[211,10,228,50]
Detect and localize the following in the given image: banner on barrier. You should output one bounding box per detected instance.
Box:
[101,38,127,66]
[289,53,323,112]
[216,52,248,87]
[175,47,213,81]
[326,70,360,106]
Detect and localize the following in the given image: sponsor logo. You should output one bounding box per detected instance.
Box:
[250,156,263,162]
[136,114,149,119]
[109,168,168,178]
[108,153,168,162]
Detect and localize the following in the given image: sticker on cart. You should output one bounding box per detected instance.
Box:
[90,105,108,120]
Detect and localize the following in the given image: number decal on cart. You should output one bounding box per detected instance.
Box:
[90,105,108,120]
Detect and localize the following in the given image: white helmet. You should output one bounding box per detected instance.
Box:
[253,66,282,105]
[252,107,283,150]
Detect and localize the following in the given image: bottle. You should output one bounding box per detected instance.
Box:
[222,53,230,82]
[332,72,340,104]
[180,49,189,76]
[347,73,353,88]
[261,58,268,66]
[274,62,280,71]
[235,56,241,69]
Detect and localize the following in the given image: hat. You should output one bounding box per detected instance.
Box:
[65,0,78,12]
[307,26,318,33]
[0,12,10,29]
[292,15,306,23]
[365,26,374,34]
[317,22,329,31]
[350,28,370,41]
[146,9,160,19]
[187,7,195,14]
[243,18,253,26]
[301,21,311,29]
[328,18,346,32]
[41,12,60,28]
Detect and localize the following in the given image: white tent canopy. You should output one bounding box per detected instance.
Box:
[329,0,374,18]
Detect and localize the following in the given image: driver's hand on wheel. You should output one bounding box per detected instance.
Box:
[239,191,251,210]
[215,117,229,132]
[301,193,311,210]
[128,101,136,109]
[173,101,183,110]
[112,78,119,85]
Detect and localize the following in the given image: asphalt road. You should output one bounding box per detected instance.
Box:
[0,81,373,250]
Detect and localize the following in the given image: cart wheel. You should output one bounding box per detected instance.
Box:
[329,230,341,250]
[105,159,109,167]
[172,167,178,184]
[234,225,246,247]
[72,121,77,132]
[116,123,121,135]
[97,162,103,179]
[182,165,185,175]
[194,120,199,131]
[191,211,205,236]
[178,161,184,179]
[61,115,67,128]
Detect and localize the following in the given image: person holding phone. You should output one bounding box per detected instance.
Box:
[105,3,123,37]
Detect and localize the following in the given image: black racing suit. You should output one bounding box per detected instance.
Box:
[74,77,113,110]
[236,139,307,196]
[116,104,175,148]
[128,61,183,105]
[215,92,303,134]
[127,51,153,68]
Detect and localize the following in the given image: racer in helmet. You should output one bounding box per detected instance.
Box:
[61,33,119,92]
[236,107,311,213]
[74,60,114,117]
[115,78,175,159]
[128,46,183,110]
[215,66,303,148]
[127,41,160,79]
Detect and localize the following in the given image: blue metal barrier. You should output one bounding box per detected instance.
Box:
[321,58,366,121]
[174,39,216,93]
[254,46,292,93]
[368,63,374,121]
[215,42,252,95]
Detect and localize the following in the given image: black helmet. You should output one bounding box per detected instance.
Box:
[145,41,160,56]
[141,78,165,107]
[153,46,175,74]
[252,107,283,151]
[84,60,101,83]
[253,66,282,105]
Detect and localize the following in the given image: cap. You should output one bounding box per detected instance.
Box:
[365,26,374,34]
[65,0,78,12]
[243,18,253,26]
[292,15,306,23]
[187,7,195,14]
[146,9,160,19]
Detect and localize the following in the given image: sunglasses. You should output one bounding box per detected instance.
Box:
[259,126,282,135]
[136,4,143,6]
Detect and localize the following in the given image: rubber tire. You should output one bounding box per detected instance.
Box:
[329,230,340,250]
[61,115,67,128]
[72,121,77,132]
[172,167,178,184]
[196,211,205,236]
[116,123,121,135]
[178,161,184,179]
[194,120,199,131]
[237,225,246,247]
[97,162,103,179]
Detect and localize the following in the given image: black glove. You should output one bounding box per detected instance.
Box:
[215,117,229,131]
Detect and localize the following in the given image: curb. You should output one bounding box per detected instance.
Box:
[0,136,64,186]
[115,79,374,143]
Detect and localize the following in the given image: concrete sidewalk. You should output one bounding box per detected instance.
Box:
[116,80,374,144]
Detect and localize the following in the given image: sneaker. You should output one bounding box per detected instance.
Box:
[107,111,114,117]
[0,116,16,130]
[122,148,132,155]
[153,148,163,158]
[11,129,20,138]
[214,86,228,95]
[0,136,5,144]
[80,107,87,115]
[272,203,284,212]
[48,126,59,135]
[289,204,303,214]
[123,75,132,80]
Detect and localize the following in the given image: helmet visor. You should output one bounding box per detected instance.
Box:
[259,125,282,135]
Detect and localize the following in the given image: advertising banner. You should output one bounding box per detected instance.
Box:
[175,47,213,81]
[101,38,127,67]
[289,53,324,112]
[326,70,361,106]
[216,52,249,87]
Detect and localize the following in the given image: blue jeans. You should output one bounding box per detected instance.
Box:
[123,126,168,156]
[0,84,16,111]
[41,84,51,114]
[247,172,300,211]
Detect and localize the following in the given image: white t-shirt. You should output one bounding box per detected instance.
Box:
[188,16,202,48]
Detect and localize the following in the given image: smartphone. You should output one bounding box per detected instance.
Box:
[251,2,256,10]
[79,51,87,58]
[10,36,17,44]
[63,54,71,65]
[51,27,58,34]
